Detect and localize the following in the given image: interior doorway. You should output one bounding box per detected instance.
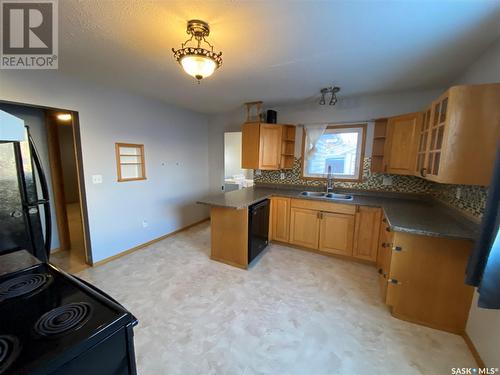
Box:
[224,132,253,192]
[45,110,90,273]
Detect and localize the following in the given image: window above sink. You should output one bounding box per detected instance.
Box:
[302,124,366,182]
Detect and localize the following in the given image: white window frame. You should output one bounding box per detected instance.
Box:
[302,124,366,181]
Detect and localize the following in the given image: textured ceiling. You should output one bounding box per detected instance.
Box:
[58,0,500,113]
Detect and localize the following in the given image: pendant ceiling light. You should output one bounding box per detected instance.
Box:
[172,19,222,82]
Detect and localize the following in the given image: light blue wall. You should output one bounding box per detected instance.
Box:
[0,70,210,263]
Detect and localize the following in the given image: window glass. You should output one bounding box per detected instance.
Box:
[303,126,365,180]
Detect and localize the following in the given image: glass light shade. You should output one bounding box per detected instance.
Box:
[180,55,216,80]
[57,113,72,121]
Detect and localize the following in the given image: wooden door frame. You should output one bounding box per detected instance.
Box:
[0,100,93,265]
[46,110,93,265]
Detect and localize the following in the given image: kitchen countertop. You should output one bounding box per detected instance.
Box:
[197,186,480,241]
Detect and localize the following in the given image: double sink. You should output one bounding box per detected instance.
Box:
[300,191,353,201]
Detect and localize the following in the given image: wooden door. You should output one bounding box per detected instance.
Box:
[318,212,355,256]
[289,207,320,249]
[271,197,290,242]
[385,113,421,175]
[353,207,381,262]
[259,124,282,170]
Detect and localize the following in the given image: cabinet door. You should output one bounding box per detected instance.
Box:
[377,220,394,303]
[353,207,382,262]
[259,124,282,170]
[289,207,320,249]
[318,212,355,256]
[425,96,448,179]
[385,113,421,175]
[415,107,431,177]
[271,197,290,242]
[388,233,474,333]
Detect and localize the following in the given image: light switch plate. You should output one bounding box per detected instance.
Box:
[92,174,103,184]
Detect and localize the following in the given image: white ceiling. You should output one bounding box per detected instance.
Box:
[59,0,500,114]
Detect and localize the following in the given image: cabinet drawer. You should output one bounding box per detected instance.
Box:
[290,199,356,215]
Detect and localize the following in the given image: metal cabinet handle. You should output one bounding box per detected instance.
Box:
[387,278,401,285]
[391,246,403,252]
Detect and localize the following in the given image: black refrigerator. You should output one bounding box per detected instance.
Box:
[0,125,52,262]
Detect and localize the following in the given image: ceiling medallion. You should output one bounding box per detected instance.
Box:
[319,86,340,105]
[172,19,223,82]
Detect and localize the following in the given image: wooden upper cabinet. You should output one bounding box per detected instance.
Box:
[270,197,290,242]
[318,212,355,256]
[353,206,382,262]
[384,113,422,175]
[242,122,294,170]
[289,207,320,249]
[416,84,500,185]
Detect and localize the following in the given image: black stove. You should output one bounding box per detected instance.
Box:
[0,262,138,375]
[0,273,52,302]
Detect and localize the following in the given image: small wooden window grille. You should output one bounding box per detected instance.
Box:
[115,143,146,182]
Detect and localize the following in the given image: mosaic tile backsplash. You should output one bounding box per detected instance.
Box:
[254,157,487,218]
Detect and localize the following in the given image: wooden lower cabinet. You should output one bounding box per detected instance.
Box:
[353,207,382,261]
[289,207,320,249]
[383,232,474,333]
[318,212,355,256]
[377,217,394,303]
[270,197,290,242]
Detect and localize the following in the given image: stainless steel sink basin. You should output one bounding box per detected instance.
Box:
[325,193,353,200]
[300,191,353,200]
[300,191,326,197]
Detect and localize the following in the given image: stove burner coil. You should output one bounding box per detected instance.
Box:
[34,302,92,337]
[0,335,21,374]
[0,274,52,302]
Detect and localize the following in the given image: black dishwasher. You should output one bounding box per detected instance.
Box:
[248,199,270,264]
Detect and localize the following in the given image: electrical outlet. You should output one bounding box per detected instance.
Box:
[280,172,285,180]
[92,174,103,184]
[142,220,149,228]
[382,176,393,186]
[456,187,462,200]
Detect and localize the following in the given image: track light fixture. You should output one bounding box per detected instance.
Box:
[319,86,340,105]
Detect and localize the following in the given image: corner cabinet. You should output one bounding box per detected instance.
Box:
[242,123,296,170]
[382,232,474,333]
[415,84,500,185]
[383,113,422,175]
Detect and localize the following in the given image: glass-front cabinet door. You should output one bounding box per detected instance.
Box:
[415,106,431,177]
[426,95,448,178]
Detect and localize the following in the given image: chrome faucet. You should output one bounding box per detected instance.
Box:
[326,166,335,193]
